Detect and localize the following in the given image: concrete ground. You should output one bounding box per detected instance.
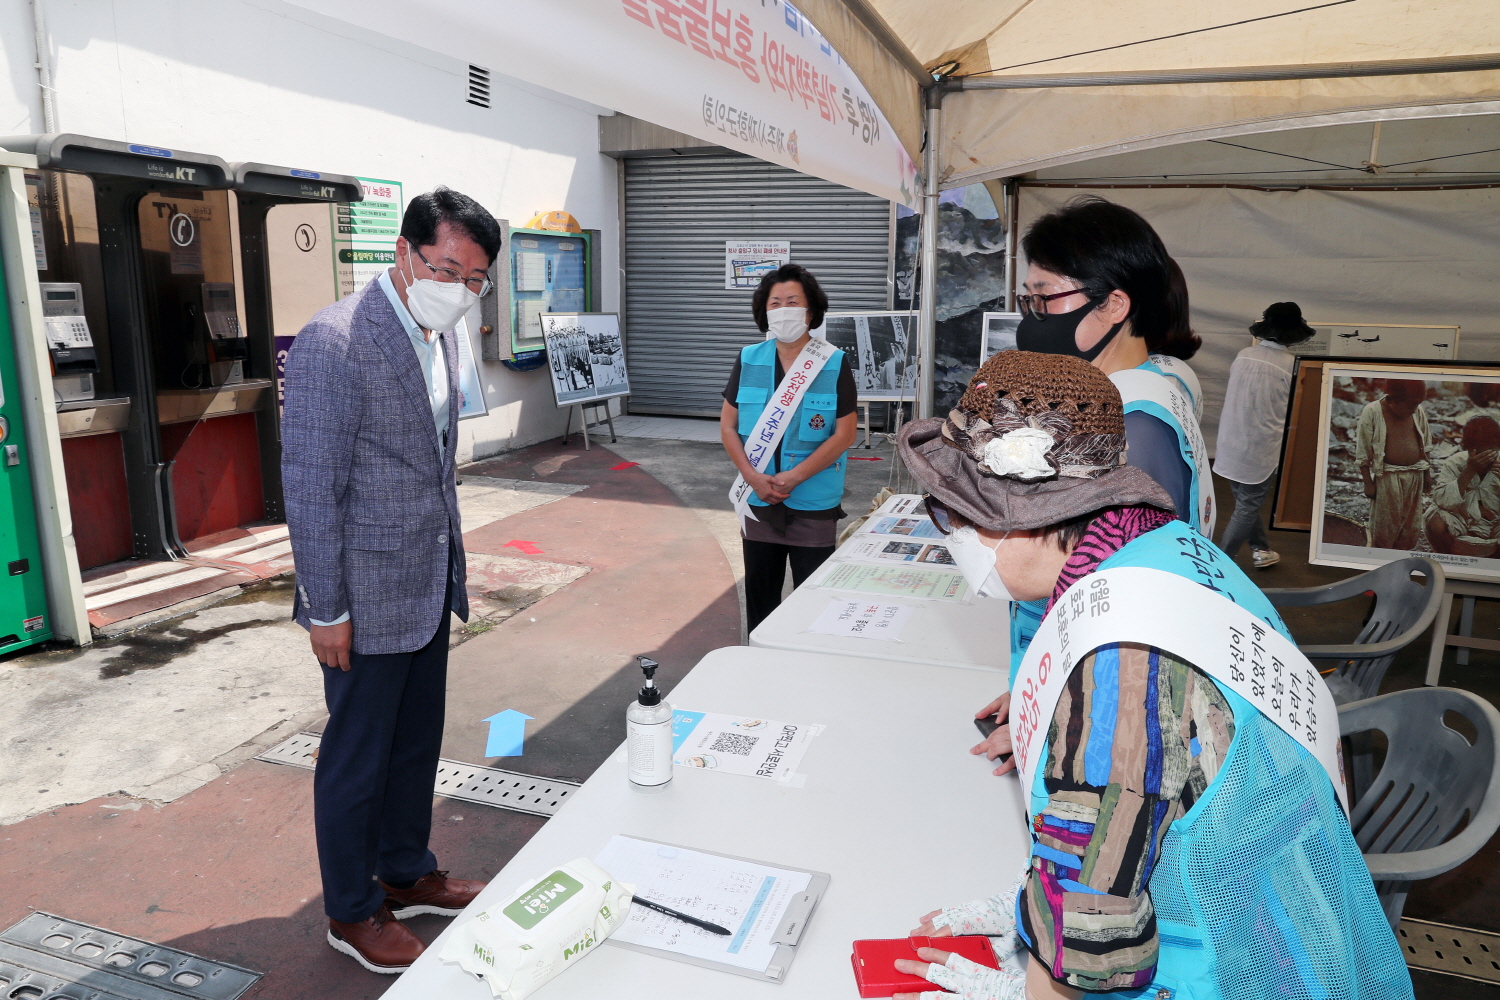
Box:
[1,420,1496,998]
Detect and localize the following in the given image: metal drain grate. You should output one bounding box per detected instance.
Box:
[0,911,260,999]
[256,733,580,817]
[1399,917,1500,984]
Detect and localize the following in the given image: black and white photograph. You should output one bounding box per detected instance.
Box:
[979,311,1022,365]
[1313,362,1500,580]
[816,311,918,399]
[541,312,630,407]
[1292,322,1461,360]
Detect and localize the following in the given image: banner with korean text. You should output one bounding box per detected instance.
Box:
[283,0,918,208]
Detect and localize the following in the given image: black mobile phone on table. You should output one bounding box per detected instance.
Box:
[974,716,1000,739]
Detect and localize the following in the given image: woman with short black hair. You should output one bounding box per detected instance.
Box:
[1016,196,1209,536]
[720,264,858,631]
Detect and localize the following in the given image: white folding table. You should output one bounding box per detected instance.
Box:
[749,495,1009,672]
[385,645,1028,999]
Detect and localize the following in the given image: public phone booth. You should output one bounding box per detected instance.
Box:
[3,134,359,575]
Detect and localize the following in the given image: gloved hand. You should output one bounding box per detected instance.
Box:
[912,865,1028,939]
[893,948,1027,1000]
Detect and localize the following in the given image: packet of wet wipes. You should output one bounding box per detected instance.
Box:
[440,858,634,999]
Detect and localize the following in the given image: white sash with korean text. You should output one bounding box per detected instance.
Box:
[729,337,839,525]
[1010,567,1346,816]
[1111,368,1216,538]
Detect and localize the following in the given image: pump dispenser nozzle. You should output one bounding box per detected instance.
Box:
[636,655,662,706]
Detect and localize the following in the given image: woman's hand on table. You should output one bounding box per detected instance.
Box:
[972,692,1017,775]
[892,946,1027,1000]
[909,910,955,938]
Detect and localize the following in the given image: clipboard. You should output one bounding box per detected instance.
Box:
[600,837,830,984]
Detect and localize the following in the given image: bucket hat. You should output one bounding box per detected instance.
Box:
[1249,301,1315,345]
[897,351,1174,531]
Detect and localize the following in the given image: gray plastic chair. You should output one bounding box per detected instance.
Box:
[1262,557,1445,704]
[1338,686,1500,929]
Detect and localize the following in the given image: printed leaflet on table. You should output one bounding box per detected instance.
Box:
[839,533,954,566]
[596,836,811,973]
[817,562,969,601]
[807,599,914,641]
[672,711,820,780]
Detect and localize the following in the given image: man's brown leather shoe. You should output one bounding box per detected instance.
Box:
[381,869,487,917]
[327,904,424,973]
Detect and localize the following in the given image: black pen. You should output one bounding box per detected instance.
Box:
[631,895,732,935]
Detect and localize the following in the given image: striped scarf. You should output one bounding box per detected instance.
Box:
[1048,505,1177,612]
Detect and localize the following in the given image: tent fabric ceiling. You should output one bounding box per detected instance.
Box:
[797,0,1500,186]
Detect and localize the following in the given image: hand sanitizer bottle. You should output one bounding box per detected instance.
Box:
[627,655,674,787]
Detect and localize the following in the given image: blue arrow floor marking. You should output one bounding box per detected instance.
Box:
[482,709,534,758]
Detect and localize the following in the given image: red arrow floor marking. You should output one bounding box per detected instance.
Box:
[503,540,544,554]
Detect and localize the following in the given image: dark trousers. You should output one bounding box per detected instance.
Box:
[742,538,834,633]
[314,588,450,923]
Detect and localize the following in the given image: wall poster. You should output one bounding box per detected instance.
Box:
[1292,323,1460,360]
[724,240,790,289]
[1311,361,1500,581]
[331,177,402,300]
[541,312,629,407]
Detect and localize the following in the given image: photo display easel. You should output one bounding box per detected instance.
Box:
[541,312,628,450]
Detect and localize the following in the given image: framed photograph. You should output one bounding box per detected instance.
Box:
[1292,323,1460,360]
[540,312,629,407]
[1311,362,1500,580]
[1273,356,1431,531]
[979,312,1022,364]
[814,311,918,399]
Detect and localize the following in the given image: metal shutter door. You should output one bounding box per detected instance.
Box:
[623,153,891,416]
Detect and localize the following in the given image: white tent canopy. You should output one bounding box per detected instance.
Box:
[798,0,1500,184]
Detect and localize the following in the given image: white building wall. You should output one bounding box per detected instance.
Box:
[0,0,620,460]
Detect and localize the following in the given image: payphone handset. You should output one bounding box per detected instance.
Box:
[200,282,243,340]
[38,282,98,403]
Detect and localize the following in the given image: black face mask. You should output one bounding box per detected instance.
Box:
[1015,299,1124,363]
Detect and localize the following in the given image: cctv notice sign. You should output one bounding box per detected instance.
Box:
[331,177,402,299]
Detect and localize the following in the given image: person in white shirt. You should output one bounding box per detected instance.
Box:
[1213,302,1315,567]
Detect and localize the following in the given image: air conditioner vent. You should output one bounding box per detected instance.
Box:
[467,65,491,108]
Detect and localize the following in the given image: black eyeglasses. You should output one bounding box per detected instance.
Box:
[923,494,955,535]
[413,245,492,296]
[1016,287,1097,321]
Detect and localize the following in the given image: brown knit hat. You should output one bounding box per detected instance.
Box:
[897,352,1175,531]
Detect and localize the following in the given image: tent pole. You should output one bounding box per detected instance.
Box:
[917,86,942,420]
[1003,179,1019,311]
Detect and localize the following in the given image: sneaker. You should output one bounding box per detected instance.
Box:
[381,869,487,918]
[1252,549,1280,569]
[327,904,424,973]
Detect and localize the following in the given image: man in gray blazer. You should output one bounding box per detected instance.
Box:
[282,187,499,973]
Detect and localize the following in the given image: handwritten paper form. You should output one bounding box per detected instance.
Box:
[595,836,810,973]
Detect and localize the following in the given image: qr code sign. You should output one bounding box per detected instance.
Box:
[708,732,759,756]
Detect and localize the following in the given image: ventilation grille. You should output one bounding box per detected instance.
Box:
[468,65,491,108]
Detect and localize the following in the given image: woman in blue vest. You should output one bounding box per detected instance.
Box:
[890,352,1411,1000]
[996,199,1216,724]
[1015,197,1209,535]
[719,264,857,631]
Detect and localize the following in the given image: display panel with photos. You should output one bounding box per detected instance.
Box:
[813,312,918,399]
[540,312,629,407]
[1311,362,1500,580]
[979,312,1022,365]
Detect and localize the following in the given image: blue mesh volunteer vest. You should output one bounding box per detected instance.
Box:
[734,339,847,511]
[1011,522,1412,1000]
[1122,360,1209,536]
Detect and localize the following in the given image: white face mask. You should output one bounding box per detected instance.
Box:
[766,306,809,343]
[402,251,479,331]
[944,525,1013,601]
